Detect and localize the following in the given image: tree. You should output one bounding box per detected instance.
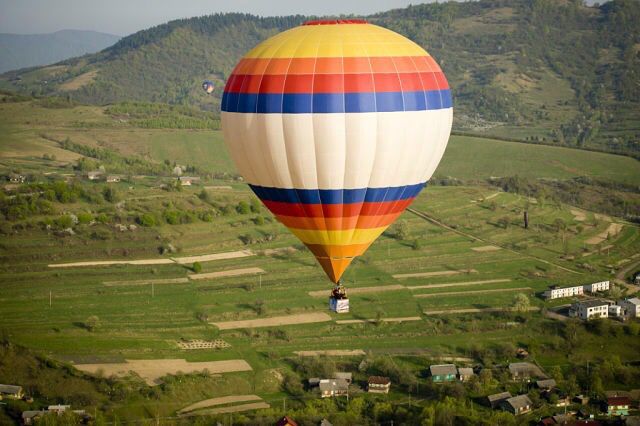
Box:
[236,201,250,214]
[84,315,100,332]
[392,220,410,240]
[102,186,118,203]
[512,293,531,313]
[192,262,202,273]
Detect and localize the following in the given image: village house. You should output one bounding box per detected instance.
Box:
[606,396,630,416]
[367,376,391,394]
[571,300,609,320]
[536,379,557,391]
[501,394,533,415]
[457,367,475,382]
[178,176,200,186]
[87,170,104,180]
[618,297,640,318]
[319,379,349,398]
[429,364,457,382]
[608,304,622,318]
[508,362,544,382]
[544,285,583,300]
[487,391,512,409]
[584,280,610,293]
[574,395,590,405]
[0,384,24,399]
[22,411,44,425]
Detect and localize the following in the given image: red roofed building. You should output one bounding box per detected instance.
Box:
[606,396,630,416]
[276,416,298,426]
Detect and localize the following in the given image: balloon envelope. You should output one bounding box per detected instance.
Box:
[221,19,452,283]
[202,80,215,94]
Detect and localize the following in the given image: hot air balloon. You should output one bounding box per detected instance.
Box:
[221,19,452,307]
[202,80,215,94]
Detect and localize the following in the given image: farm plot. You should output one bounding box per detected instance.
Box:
[413,287,531,298]
[74,359,252,386]
[178,395,262,415]
[335,316,422,325]
[177,339,231,350]
[103,278,189,287]
[189,267,264,280]
[294,350,366,356]
[407,279,511,290]
[181,402,270,416]
[211,312,332,330]
[393,270,478,279]
[586,223,623,245]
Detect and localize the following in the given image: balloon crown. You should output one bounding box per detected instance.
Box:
[303,19,368,26]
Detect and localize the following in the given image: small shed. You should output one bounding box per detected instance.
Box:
[536,379,557,390]
[0,384,24,399]
[22,411,44,425]
[106,175,121,183]
[367,376,391,394]
[501,394,533,415]
[487,391,512,409]
[308,377,320,387]
[457,367,475,382]
[429,364,457,382]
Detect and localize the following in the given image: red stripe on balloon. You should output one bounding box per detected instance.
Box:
[260,198,415,218]
[224,72,448,94]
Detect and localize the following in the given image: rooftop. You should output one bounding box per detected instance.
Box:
[536,379,557,388]
[623,297,640,305]
[504,394,533,410]
[488,391,512,402]
[429,364,457,376]
[576,299,608,308]
[458,367,474,376]
[0,384,22,394]
[319,379,349,392]
[368,376,391,385]
[607,396,631,405]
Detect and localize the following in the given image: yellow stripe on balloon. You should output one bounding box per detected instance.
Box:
[244,23,428,58]
[288,227,387,246]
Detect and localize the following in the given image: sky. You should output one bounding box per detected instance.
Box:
[0,0,445,36]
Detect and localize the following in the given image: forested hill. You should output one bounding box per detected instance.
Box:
[1,0,639,157]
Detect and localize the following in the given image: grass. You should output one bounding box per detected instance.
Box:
[0,99,639,421]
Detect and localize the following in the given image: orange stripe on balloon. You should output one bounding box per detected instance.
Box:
[276,212,401,230]
[306,242,371,258]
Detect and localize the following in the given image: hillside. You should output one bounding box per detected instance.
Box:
[0,30,120,73]
[0,0,639,157]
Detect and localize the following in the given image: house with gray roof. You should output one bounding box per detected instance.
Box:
[429,364,457,382]
[501,394,533,415]
[487,391,512,408]
[319,379,349,398]
[0,384,23,399]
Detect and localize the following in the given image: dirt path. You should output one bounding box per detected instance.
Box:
[75,359,252,386]
[308,284,405,298]
[182,402,270,416]
[407,279,511,290]
[586,223,623,245]
[204,186,233,190]
[293,350,366,356]
[335,316,422,324]
[103,278,189,287]
[189,267,265,280]
[393,270,477,279]
[414,287,531,298]
[211,312,332,330]
[179,395,261,414]
[424,306,540,315]
[174,250,254,264]
[407,208,582,274]
[49,249,255,269]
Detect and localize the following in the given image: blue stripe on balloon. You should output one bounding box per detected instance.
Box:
[222,90,452,113]
[248,182,426,205]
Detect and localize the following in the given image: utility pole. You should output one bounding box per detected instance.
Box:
[152,283,154,298]
[283,397,286,412]
[49,291,52,307]
[259,274,262,289]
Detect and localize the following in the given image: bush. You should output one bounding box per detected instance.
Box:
[192,262,202,273]
[236,201,250,214]
[77,212,93,224]
[55,215,74,229]
[137,214,156,227]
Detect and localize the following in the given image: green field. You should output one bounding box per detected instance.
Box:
[1,100,639,423]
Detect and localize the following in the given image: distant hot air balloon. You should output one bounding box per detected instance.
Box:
[221,19,452,289]
[202,80,215,94]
